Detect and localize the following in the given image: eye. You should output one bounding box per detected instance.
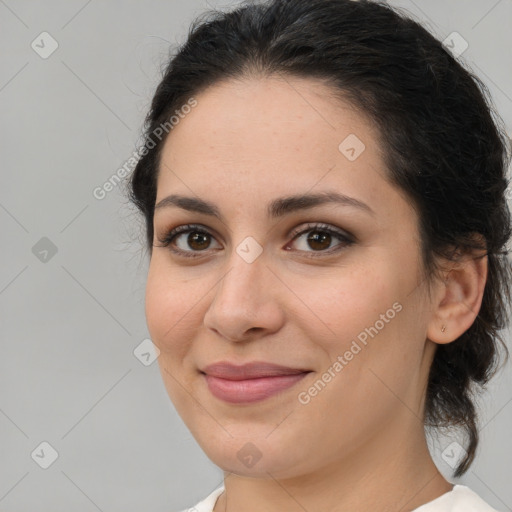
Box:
[155,224,221,258]
[286,222,354,257]
[154,222,354,259]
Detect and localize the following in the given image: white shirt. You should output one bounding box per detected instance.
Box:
[178,484,501,512]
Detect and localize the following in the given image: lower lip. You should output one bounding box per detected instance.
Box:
[203,372,310,404]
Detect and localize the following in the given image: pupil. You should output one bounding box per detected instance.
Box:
[189,232,209,250]
[308,231,331,250]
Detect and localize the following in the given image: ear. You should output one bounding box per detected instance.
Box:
[426,240,488,345]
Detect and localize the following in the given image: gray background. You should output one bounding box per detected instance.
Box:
[1,0,511,511]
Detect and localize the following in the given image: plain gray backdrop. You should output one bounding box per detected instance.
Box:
[1,0,511,511]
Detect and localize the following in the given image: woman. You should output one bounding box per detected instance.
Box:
[127,0,512,510]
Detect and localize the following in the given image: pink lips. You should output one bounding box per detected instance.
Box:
[201,361,311,404]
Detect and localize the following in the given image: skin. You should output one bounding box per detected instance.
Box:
[145,75,488,512]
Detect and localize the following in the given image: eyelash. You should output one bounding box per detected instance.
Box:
[155,222,355,259]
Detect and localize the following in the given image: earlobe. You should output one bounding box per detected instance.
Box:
[427,249,488,345]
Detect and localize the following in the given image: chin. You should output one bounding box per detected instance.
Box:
[195,432,306,479]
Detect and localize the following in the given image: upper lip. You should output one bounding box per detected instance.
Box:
[201,361,311,380]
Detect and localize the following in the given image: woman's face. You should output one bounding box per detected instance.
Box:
[145,76,438,478]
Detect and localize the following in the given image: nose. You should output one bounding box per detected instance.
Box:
[203,251,285,343]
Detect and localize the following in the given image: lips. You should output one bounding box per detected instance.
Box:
[200,361,311,403]
[202,361,310,379]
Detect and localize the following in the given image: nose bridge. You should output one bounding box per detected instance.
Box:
[203,242,283,340]
[217,243,268,303]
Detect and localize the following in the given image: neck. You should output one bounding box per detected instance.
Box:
[214,417,453,512]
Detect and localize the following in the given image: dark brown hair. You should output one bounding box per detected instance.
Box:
[127,0,512,477]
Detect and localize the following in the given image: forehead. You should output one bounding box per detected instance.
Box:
[159,76,381,178]
[165,75,375,146]
[155,75,414,229]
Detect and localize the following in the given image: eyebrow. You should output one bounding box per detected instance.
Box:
[154,191,375,220]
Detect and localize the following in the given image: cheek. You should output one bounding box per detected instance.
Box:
[292,263,398,343]
[296,257,421,382]
[145,263,200,409]
[144,259,198,356]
